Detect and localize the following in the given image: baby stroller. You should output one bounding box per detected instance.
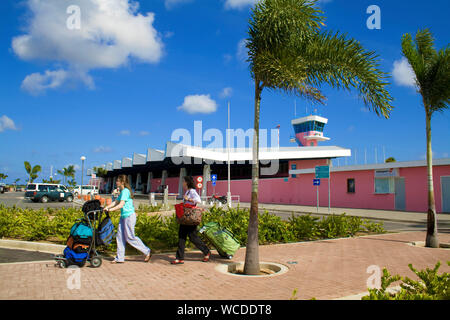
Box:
[55,200,115,268]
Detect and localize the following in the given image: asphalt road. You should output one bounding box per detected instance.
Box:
[0,191,82,209]
[0,248,54,264]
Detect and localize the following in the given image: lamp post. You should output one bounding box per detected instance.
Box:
[80,156,86,195]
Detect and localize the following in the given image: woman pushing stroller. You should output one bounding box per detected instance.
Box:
[103,174,152,264]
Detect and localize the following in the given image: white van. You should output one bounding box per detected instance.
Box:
[72,185,98,197]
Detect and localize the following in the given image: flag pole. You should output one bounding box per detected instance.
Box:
[227,101,231,208]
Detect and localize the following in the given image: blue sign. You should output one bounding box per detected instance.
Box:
[211,174,217,181]
[315,166,330,179]
[313,179,321,186]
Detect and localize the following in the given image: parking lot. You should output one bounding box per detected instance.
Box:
[0,191,81,209]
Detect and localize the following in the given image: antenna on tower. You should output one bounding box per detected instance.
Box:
[294,100,297,117]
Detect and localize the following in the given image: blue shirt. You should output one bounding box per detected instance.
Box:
[117,188,134,218]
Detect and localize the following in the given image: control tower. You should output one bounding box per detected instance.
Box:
[291,115,330,147]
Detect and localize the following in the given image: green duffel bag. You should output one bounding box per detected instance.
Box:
[199,222,240,259]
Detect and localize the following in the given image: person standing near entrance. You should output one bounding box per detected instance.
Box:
[171,176,210,265]
[104,174,151,264]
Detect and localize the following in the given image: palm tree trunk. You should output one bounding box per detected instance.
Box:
[244,80,262,275]
[425,110,439,248]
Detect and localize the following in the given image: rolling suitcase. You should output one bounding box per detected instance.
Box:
[199,222,240,259]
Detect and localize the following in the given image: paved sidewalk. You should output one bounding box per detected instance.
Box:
[0,231,449,300]
[235,202,450,224]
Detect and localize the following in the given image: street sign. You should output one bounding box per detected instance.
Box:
[196,176,203,183]
[211,174,217,181]
[313,179,321,186]
[212,180,216,187]
[197,182,203,189]
[315,166,330,179]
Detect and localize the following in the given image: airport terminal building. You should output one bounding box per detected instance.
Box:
[89,116,450,213]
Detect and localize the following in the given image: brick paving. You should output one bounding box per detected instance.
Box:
[0,231,449,300]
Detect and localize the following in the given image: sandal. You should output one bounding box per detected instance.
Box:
[144,252,152,262]
[202,252,211,262]
[170,259,184,265]
[111,260,124,264]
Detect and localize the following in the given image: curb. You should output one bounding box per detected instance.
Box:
[0,239,65,254]
[237,205,437,224]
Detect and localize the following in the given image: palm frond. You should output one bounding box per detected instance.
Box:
[297,31,394,118]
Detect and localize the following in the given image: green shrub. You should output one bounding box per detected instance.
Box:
[288,214,321,241]
[0,204,385,252]
[363,261,450,300]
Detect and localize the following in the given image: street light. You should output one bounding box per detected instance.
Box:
[80,156,86,194]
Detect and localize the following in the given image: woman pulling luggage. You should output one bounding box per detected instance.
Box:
[171,176,211,265]
[104,174,152,264]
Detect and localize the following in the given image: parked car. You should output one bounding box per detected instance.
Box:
[0,183,5,194]
[25,183,74,203]
[72,185,99,197]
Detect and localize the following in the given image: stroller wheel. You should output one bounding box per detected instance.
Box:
[58,260,67,268]
[90,256,102,268]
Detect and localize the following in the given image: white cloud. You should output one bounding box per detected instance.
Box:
[119,130,131,136]
[0,115,17,132]
[223,54,233,64]
[139,131,150,136]
[225,0,257,10]
[220,87,233,99]
[165,0,193,10]
[21,69,94,95]
[392,58,416,88]
[12,0,164,94]
[163,31,175,39]
[177,94,218,114]
[93,146,113,153]
[237,38,248,62]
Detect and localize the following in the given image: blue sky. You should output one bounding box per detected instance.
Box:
[0,0,449,184]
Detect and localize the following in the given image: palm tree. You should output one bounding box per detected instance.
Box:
[42,178,61,184]
[0,173,7,182]
[244,0,394,275]
[65,165,76,182]
[93,167,108,178]
[58,165,76,186]
[401,29,449,248]
[24,161,41,183]
[57,169,65,185]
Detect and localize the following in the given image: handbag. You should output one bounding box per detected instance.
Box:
[176,203,203,225]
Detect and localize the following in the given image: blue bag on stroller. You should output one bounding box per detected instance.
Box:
[63,246,88,267]
[70,220,93,239]
[96,214,116,246]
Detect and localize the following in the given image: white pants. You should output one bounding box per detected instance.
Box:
[115,213,150,262]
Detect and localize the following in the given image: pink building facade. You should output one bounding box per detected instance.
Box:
[207,159,450,213]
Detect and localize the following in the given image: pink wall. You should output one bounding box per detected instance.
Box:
[400,165,450,213]
[207,164,450,213]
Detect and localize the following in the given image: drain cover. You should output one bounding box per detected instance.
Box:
[287,261,298,265]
